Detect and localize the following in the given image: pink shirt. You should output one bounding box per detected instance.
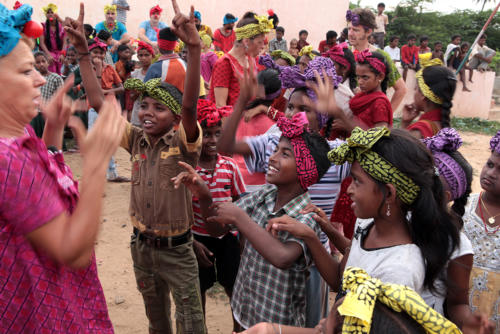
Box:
[0,127,112,333]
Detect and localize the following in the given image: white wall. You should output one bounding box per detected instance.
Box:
[3,0,349,48]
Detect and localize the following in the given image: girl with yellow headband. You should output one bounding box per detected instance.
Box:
[39,3,66,75]
[401,60,457,139]
[209,12,272,108]
[95,4,130,62]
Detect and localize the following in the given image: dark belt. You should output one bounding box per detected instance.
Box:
[133,228,191,248]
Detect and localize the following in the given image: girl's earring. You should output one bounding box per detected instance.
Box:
[386,204,391,217]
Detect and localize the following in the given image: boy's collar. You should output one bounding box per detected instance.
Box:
[139,125,176,147]
[261,185,311,217]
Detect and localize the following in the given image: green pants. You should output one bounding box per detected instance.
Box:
[131,234,206,334]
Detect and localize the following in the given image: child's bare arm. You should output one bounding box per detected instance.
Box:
[170,0,201,143]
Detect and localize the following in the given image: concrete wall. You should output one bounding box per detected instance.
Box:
[3,0,349,48]
[389,66,495,120]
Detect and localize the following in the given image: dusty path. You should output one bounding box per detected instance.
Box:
[63,131,492,333]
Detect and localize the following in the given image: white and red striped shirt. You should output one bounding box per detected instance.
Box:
[192,155,246,236]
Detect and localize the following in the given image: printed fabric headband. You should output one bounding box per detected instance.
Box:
[150,5,162,16]
[88,38,108,51]
[345,10,360,26]
[322,42,350,71]
[223,15,238,25]
[339,267,462,334]
[271,49,296,66]
[124,78,182,115]
[277,113,319,190]
[0,3,42,57]
[104,4,117,14]
[197,99,233,127]
[328,127,420,205]
[194,10,201,21]
[137,40,155,55]
[42,3,57,14]
[415,58,449,105]
[355,50,386,75]
[490,130,500,154]
[235,15,273,40]
[422,128,467,200]
[299,45,315,59]
[13,1,22,10]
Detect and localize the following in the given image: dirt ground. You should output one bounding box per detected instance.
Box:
[62,131,492,334]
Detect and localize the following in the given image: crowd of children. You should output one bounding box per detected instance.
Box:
[0,1,498,334]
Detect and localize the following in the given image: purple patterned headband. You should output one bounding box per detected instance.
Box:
[490,130,500,154]
[346,10,360,26]
[422,128,468,200]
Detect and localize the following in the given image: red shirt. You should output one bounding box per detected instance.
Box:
[192,155,245,236]
[401,44,419,65]
[349,91,393,128]
[297,39,309,51]
[213,28,236,53]
[318,40,336,53]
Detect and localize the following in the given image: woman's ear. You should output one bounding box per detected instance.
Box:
[445,190,452,203]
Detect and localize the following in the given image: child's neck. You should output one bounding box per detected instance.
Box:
[363,86,382,94]
[482,190,500,209]
[273,184,305,212]
[141,64,151,74]
[370,211,412,247]
[198,154,218,169]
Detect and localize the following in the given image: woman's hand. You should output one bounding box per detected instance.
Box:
[42,75,75,127]
[193,239,214,268]
[68,95,125,169]
[170,0,200,48]
[171,161,210,199]
[267,215,316,240]
[206,202,246,227]
[63,3,88,55]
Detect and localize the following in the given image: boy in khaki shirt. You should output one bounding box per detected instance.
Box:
[121,1,205,332]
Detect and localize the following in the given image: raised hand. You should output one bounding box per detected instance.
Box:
[401,103,419,125]
[236,61,258,104]
[41,74,75,127]
[63,3,88,54]
[170,0,200,47]
[171,161,210,199]
[68,95,125,165]
[206,202,246,227]
[307,69,342,118]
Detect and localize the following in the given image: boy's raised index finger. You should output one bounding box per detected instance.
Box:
[178,161,195,172]
[171,0,181,15]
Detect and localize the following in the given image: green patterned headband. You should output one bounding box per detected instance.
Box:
[328,127,420,205]
[124,78,182,115]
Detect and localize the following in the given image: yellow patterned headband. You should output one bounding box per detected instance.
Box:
[299,45,316,59]
[339,267,462,334]
[416,58,444,105]
[42,3,57,14]
[271,50,296,65]
[328,127,420,205]
[104,4,117,14]
[235,15,273,40]
[124,78,182,115]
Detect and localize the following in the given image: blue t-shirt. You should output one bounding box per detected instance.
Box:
[95,21,127,41]
[139,21,167,42]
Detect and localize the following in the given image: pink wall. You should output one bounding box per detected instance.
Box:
[3,0,349,48]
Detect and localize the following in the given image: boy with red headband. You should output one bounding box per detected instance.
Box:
[190,99,245,331]
[130,41,154,125]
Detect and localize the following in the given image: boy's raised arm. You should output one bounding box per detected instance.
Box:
[170,0,201,142]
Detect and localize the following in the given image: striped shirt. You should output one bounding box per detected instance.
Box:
[144,54,187,94]
[192,155,246,236]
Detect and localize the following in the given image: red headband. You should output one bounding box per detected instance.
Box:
[277,113,319,190]
[197,99,232,127]
[89,38,108,51]
[150,5,162,16]
[355,50,386,74]
[13,1,22,9]
[322,42,351,71]
[137,41,154,55]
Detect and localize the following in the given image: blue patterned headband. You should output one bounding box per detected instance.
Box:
[0,3,37,57]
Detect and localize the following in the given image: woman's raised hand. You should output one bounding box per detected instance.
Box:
[68,95,125,170]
